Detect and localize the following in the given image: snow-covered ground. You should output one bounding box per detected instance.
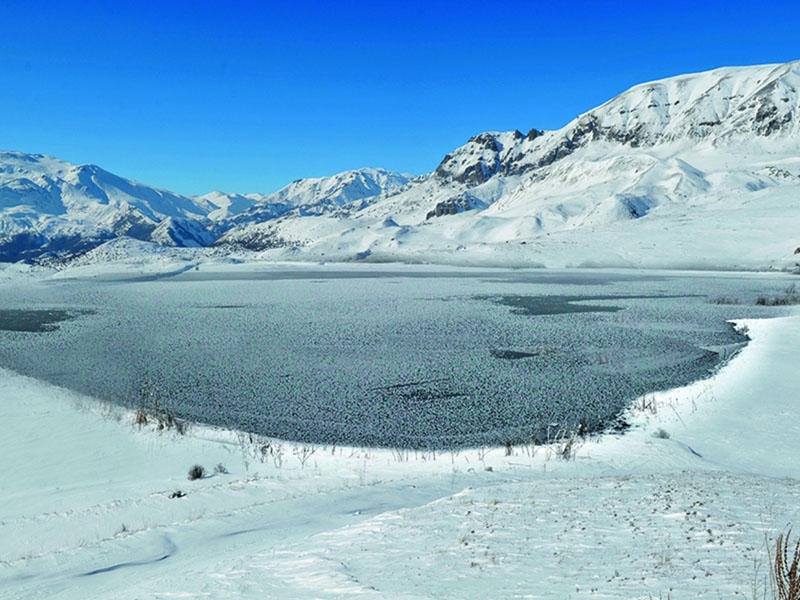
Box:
[1,283,799,598]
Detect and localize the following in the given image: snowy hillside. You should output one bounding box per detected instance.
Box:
[218,60,800,270]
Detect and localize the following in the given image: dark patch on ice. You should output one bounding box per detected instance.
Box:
[481,293,695,316]
[482,294,623,315]
[490,348,540,360]
[377,379,468,403]
[0,309,92,332]
[203,304,247,309]
[371,378,450,391]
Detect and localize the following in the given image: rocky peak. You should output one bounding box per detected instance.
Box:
[434,130,528,185]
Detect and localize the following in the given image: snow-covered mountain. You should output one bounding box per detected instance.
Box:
[215,168,415,248]
[0,154,412,262]
[218,60,800,269]
[3,60,800,269]
[0,152,229,261]
[245,168,414,215]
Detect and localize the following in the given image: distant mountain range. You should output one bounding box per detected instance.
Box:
[3,60,800,270]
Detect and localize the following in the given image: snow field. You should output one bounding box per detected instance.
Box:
[1,306,799,597]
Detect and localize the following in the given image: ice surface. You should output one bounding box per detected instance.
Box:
[0,267,789,449]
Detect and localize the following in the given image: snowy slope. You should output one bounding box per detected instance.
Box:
[218,60,800,270]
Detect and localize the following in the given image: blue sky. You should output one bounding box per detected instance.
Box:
[2,1,799,196]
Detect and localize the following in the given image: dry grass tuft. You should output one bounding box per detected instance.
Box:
[757,284,800,307]
[771,529,800,600]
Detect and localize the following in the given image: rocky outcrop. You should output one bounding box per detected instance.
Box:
[425,193,481,220]
[435,132,522,184]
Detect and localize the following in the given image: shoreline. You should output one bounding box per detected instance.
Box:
[0,265,794,450]
[3,249,800,282]
[0,312,790,463]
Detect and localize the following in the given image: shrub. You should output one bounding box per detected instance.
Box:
[134,380,187,434]
[757,284,800,307]
[188,464,206,480]
[709,296,741,305]
[558,431,577,460]
[213,463,228,475]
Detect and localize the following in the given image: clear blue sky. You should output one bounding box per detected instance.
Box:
[2,1,798,196]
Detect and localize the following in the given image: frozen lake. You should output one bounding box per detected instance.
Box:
[0,267,791,448]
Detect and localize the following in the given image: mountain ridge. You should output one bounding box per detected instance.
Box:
[0,153,411,261]
[2,60,800,269]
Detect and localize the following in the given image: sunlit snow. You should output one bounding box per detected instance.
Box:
[1,262,799,598]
